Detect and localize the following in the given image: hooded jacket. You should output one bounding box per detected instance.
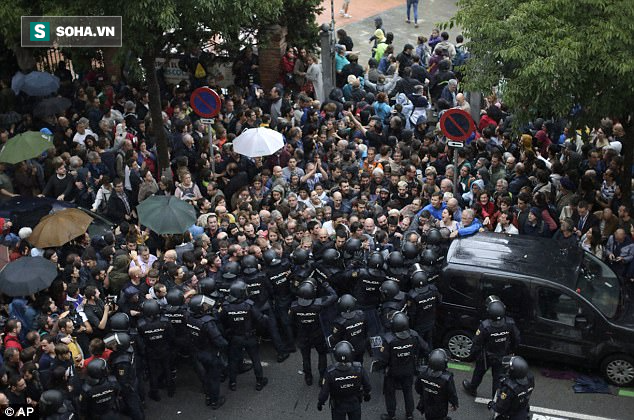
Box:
[108,254,131,295]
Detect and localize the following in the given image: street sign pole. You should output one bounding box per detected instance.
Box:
[453,148,459,196]
[439,108,476,197]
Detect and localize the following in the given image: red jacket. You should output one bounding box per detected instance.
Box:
[3,334,23,351]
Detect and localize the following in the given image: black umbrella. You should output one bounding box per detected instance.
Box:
[0,257,57,297]
[33,97,71,119]
[0,111,21,126]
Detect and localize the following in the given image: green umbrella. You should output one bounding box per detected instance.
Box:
[137,195,197,235]
[0,131,52,164]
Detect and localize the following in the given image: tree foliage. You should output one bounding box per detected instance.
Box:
[453,0,634,205]
[275,0,324,51]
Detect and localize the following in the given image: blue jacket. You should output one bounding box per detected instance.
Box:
[457,218,482,237]
[420,202,446,220]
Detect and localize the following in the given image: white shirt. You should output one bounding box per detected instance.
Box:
[495,223,519,235]
[73,128,94,146]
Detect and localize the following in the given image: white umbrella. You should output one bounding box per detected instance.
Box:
[232,127,285,158]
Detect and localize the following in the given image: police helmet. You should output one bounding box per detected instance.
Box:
[333,340,354,363]
[508,356,529,379]
[322,248,341,265]
[486,296,506,320]
[166,288,185,306]
[391,312,411,339]
[380,280,400,301]
[344,238,362,255]
[87,358,108,380]
[337,294,357,318]
[297,281,316,306]
[402,242,418,259]
[367,252,384,269]
[411,270,429,288]
[104,332,131,351]
[109,312,130,332]
[428,348,449,373]
[291,248,309,265]
[387,251,404,268]
[228,280,247,302]
[189,294,215,314]
[222,261,241,280]
[198,277,216,296]
[420,248,440,266]
[263,249,281,267]
[409,263,425,277]
[426,228,442,246]
[39,390,65,415]
[241,255,259,275]
[142,299,160,318]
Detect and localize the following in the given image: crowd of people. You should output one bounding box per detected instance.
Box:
[0,8,631,419]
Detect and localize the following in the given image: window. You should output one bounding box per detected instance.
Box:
[537,289,580,327]
[446,271,479,307]
[482,276,530,319]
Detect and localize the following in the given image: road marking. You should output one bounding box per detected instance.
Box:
[618,388,634,397]
[474,397,616,420]
[448,362,473,372]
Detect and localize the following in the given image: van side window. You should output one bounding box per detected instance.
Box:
[448,272,479,307]
[537,288,580,327]
[482,277,530,319]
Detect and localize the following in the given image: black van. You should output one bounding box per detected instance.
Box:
[436,232,634,386]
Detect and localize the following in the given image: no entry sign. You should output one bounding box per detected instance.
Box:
[439,108,475,142]
[190,87,221,118]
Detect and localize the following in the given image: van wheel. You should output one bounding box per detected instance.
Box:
[444,330,473,361]
[601,354,634,387]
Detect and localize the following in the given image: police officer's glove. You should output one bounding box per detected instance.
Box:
[322,281,330,289]
[487,400,494,410]
[317,402,323,411]
[262,314,270,322]
[363,393,371,402]
[417,399,424,414]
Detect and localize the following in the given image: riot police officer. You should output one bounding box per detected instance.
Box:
[419,249,443,283]
[352,252,384,309]
[187,294,228,409]
[379,280,407,329]
[138,299,174,401]
[342,238,365,269]
[289,248,315,291]
[318,341,372,420]
[330,294,368,363]
[462,296,520,398]
[376,312,429,420]
[106,319,144,420]
[240,254,290,362]
[80,358,120,419]
[314,248,346,295]
[407,268,441,345]
[263,249,295,352]
[163,288,190,393]
[402,241,420,267]
[415,348,459,420]
[290,279,338,385]
[40,389,75,420]
[217,261,240,298]
[219,280,269,391]
[489,356,534,420]
[385,251,409,291]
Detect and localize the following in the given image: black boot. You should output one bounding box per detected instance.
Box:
[255,377,268,391]
[462,380,477,397]
[211,396,226,410]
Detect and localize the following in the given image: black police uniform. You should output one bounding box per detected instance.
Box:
[385,266,409,291]
[313,257,346,295]
[415,366,459,420]
[379,291,407,330]
[467,317,521,398]
[110,347,144,420]
[290,283,338,382]
[265,256,295,350]
[491,373,535,420]
[138,313,175,399]
[80,375,120,420]
[163,300,190,385]
[407,284,442,345]
[187,307,228,405]
[330,310,368,363]
[239,270,288,355]
[318,362,372,420]
[352,267,383,309]
[289,260,315,291]
[219,298,267,386]
[378,330,429,419]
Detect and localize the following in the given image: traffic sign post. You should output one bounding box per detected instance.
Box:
[190,87,222,177]
[439,109,476,196]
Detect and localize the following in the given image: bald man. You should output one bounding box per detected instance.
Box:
[456,93,471,113]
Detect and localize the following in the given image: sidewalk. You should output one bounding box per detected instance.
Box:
[318,0,459,65]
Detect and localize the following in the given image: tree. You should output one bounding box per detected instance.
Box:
[0,0,284,172]
[452,0,634,206]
